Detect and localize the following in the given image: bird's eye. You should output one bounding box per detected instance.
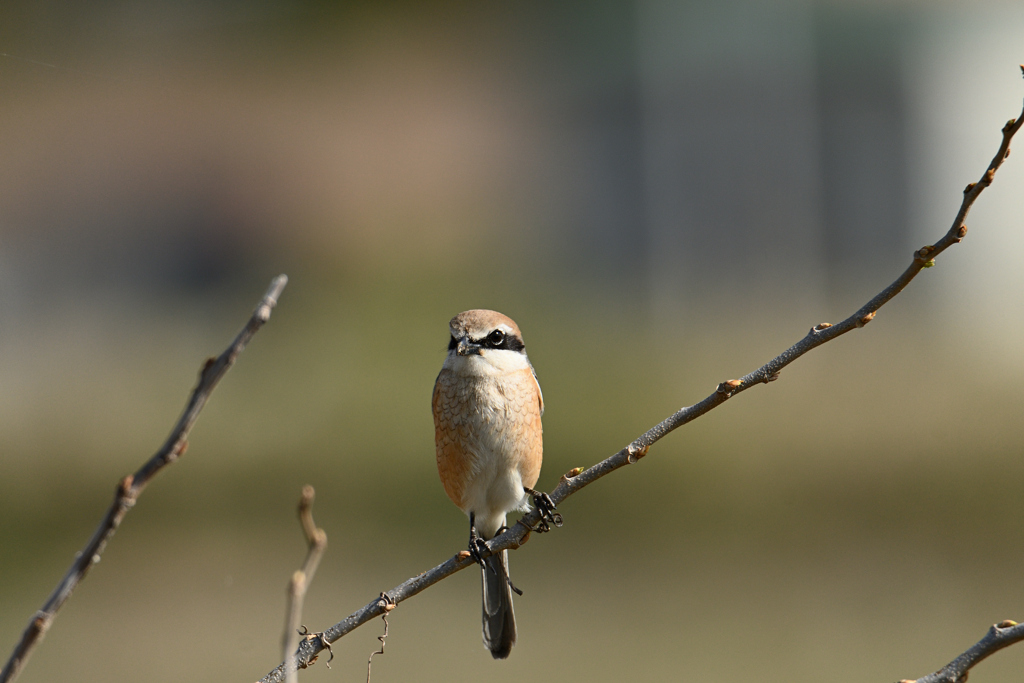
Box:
[487,330,505,346]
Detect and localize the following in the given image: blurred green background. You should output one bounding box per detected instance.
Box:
[2,1,1024,682]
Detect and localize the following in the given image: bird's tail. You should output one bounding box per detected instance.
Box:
[481,549,516,659]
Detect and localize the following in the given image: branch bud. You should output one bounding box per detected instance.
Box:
[997,620,1018,628]
[984,168,995,184]
[964,182,976,193]
[626,443,649,463]
[716,379,742,398]
[301,485,315,506]
[956,225,968,240]
[1005,117,1019,133]
[167,439,189,464]
[199,356,217,381]
[812,322,832,333]
[915,245,933,262]
[377,593,396,612]
[31,614,47,632]
[856,312,876,328]
[118,475,134,497]
[117,475,137,509]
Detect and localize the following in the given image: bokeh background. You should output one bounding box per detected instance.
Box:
[2,1,1024,682]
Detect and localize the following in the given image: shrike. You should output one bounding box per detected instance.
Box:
[432,309,560,659]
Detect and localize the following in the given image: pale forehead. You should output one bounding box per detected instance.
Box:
[449,309,522,338]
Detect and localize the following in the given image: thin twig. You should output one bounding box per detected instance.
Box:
[259,74,1024,683]
[900,620,1024,683]
[0,275,289,683]
[366,594,395,683]
[283,486,328,683]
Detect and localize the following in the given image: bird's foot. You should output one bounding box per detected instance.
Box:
[524,488,563,533]
[468,535,494,573]
[467,515,495,573]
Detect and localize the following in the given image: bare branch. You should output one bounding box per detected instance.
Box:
[900,620,1024,683]
[282,486,327,683]
[0,275,289,683]
[259,81,1024,683]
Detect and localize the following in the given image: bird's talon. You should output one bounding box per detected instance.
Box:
[468,536,492,571]
[527,489,563,530]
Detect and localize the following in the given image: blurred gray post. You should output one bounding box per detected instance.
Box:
[814,6,911,299]
[637,0,825,316]
[637,0,913,315]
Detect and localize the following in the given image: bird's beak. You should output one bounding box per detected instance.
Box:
[456,337,482,356]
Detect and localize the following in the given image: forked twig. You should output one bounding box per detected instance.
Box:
[282,486,328,683]
[0,275,289,683]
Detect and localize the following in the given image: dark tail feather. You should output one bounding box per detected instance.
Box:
[481,549,516,659]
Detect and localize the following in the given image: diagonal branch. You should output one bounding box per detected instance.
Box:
[0,274,289,683]
[901,620,1024,683]
[258,75,1024,683]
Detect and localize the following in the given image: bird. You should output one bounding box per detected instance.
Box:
[432,309,561,659]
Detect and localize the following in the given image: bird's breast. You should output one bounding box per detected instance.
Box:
[433,367,543,511]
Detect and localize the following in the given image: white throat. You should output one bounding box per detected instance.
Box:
[443,348,531,377]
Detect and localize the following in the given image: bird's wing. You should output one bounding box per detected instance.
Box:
[529,363,544,417]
